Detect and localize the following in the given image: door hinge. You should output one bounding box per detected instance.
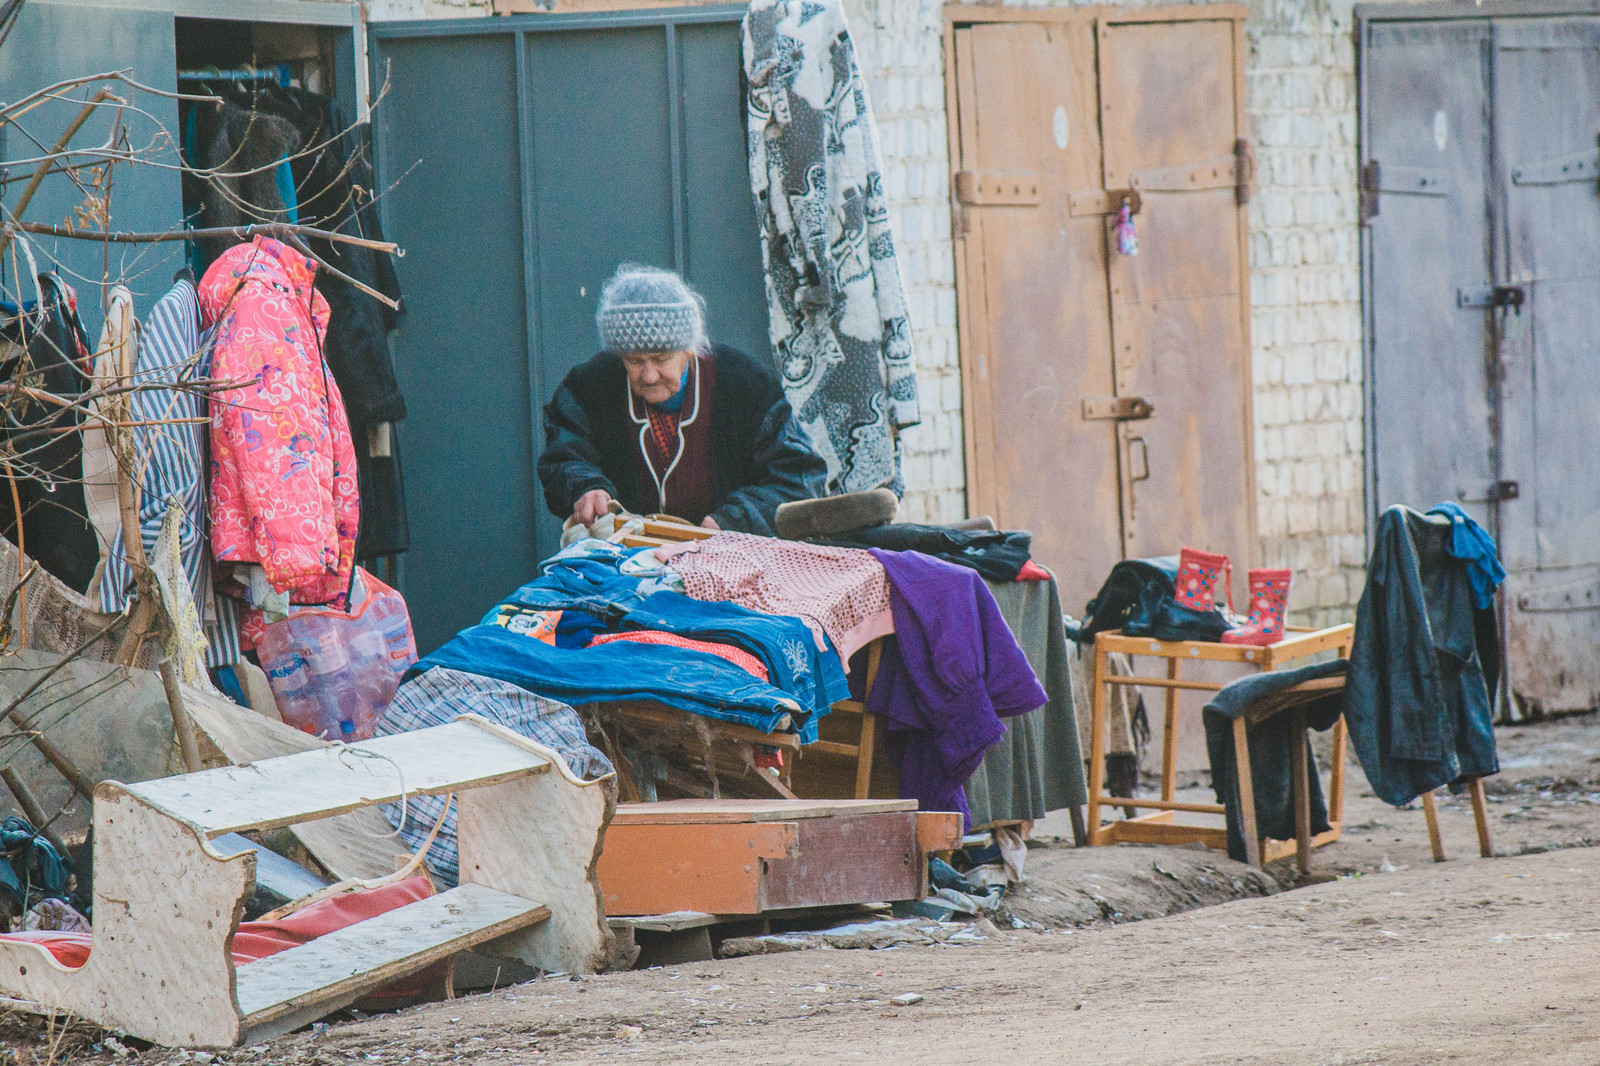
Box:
[1082,396,1154,421]
[1235,138,1256,205]
[954,170,1042,206]
[1360,160,1381,223]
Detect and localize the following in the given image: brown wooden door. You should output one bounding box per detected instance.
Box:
[949,6,1256,614]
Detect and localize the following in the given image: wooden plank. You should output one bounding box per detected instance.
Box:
[601,701,801,748]
[917,811,964,854]
[1106,674,1226,692]
[1468,776,1495,857]
[184,684,404,881]
[1421,790,1447,862]
[597,821,799,916]
[761,812,922,910]
[1232,717,1260,866]
[1261,825,1340,864]
[942,3,1248,24]
[1161,657,1181,801]
[126,719,550,837]
[237,884,549,1037]
[1086,640,1110,835]
[1105,820,1227,849]
[608,911,719,933]
[455,735,617,976]
[1100,796,1226,815]
[1290,708,1311,873]
[1259,623,1356,668]
[611,798,917,825]
[0,787,253,1047]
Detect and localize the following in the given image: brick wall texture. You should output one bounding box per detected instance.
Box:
[844,0,1369,622]
[364,0,1371,622]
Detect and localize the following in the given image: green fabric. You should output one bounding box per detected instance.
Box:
[965,571,1087,827]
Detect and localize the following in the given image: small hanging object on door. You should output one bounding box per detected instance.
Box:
[1115,198,1139,256]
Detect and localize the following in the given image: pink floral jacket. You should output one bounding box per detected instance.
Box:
[201,237,359,604]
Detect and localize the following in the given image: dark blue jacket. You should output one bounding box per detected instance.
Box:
[1346,506,1499,805]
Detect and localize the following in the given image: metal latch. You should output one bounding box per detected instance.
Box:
[1457,285,1525,310]
[1082,396,1154,421]
[1068,188,1141,217]
[1457,480,1519,504]
[955,170,1042,206]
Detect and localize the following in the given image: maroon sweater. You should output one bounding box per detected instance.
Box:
[631,355,717,523]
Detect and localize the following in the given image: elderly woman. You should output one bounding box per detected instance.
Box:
[538,265,826,535]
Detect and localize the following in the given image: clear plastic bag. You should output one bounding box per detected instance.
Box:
[256,568,418,740]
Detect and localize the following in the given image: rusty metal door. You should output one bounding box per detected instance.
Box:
[948,17,1122,616]
[1361,6,1600,715]
[948,7,1256,616]
[1095,14,1256,570]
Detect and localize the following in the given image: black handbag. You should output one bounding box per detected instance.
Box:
[1076,555,1231,645]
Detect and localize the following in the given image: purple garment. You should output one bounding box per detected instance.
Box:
[862,549,1047,828]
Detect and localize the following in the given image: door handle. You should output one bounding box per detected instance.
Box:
[1127,436,1151,483]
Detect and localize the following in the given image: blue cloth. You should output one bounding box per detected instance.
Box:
[625,591,848,742]
[1347,506,1499,806]
[415,622,809,735]
[1429,502,1506,610]
[865,550,1046,828]
[485,543,848,740]
[499,543,653,625]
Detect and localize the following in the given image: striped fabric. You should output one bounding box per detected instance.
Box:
[98,279,240,666]
[377,667,613,887]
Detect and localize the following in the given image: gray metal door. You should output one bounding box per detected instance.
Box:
[1361,4,1600,715]
[1491,17,1600,714]
[370,9,767,653]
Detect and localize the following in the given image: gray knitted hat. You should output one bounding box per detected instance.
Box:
[596,265,707,353]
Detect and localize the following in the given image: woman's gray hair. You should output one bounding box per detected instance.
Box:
[595,264,709,354]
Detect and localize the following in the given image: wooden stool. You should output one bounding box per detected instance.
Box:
[1086,625,1354,865]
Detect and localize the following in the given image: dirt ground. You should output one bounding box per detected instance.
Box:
[6,714,1599,1065]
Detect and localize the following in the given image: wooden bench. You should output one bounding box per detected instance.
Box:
[0,715,613,1047]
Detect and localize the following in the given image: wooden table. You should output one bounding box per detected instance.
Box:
[1085,624,1354,863]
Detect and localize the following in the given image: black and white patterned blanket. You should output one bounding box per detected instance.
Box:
[743,0,921,495]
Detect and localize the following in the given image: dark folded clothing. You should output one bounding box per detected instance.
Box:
[1203,659,1347,863]
[815,523,1032,582]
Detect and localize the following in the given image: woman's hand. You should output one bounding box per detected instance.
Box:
[574,489,614,527]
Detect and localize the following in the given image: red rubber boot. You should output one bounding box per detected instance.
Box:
[1174,547,1231,612]
[1221,568,1292,645]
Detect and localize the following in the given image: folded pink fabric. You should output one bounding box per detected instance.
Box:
[664,531,894,664]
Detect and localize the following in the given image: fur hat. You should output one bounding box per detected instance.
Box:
[596,264,707,354]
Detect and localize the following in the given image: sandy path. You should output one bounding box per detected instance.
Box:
[276,845,1600,1066]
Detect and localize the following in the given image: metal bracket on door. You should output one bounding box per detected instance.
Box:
[1518,579,1600,613]
[1082,396,1153,421]
[1456,285,1525,310]
[1068,188,1141,217]
[1360,160,1450,222]
[1129,156,1238,192]
[955,170,1042,206]
[1511,142,1600,186]
[1456,480,1520,504]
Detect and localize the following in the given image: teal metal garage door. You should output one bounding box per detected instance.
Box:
[369,8,768,653]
